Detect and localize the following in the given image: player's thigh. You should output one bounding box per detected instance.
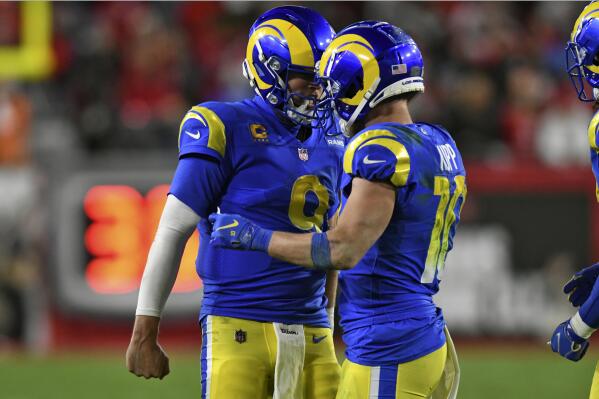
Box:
[336,359,373,399]
[590,361,599,399]
[303,326,340,399]
[201,315,274,399]
[335,344,447,399]
[395,343,446,399]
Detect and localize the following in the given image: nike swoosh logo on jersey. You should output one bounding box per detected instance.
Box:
[216,220,239,231]
[363,155,386,164]
[185,130,201,140]
[312,335,327,344]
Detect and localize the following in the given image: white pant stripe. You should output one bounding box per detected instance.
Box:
[369,366,381,399]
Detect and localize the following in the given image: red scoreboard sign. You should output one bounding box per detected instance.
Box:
[54,170,202,317]
[83,184,199,294]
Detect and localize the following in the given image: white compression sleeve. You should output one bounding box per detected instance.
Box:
[135,194,201,317]
[571,311,597,340]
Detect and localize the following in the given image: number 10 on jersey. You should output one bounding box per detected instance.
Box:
[422,175,467,284]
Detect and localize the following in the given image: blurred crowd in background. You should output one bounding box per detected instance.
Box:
[0,1,591,163]
[0,2,596,348]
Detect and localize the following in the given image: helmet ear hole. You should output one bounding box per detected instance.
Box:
[344,81,362,99]
[342,73,364,99]
[593,53,599,67]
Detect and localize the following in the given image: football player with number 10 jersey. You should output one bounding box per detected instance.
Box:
[211,21,466,399]
[126,6,344,399]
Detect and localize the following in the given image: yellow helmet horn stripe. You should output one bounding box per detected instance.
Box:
[320,34,380,107]
[572,2,599,41]
[572,2,599,74]
[246,19,315,91]
[265,19,314,67]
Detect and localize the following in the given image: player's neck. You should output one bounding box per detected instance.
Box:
[364,99,413,127]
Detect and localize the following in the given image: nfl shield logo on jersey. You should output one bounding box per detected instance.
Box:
[234,329,247,344]
[298,148,309,161]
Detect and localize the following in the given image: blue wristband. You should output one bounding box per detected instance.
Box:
[251,226,273,252]
[311,232,332,270]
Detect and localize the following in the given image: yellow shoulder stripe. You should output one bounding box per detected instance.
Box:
[178,106,226,157]
[588,111,599,151]
[343,129,396,173]
[361,138,411,187]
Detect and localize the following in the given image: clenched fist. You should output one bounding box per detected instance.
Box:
[126,315,170,379]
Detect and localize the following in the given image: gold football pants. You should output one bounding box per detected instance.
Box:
[335,344,447,399]
[200,315,340,399]
[590,361,599,399]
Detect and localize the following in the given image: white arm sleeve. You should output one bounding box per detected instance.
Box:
[135,194,201,317]
[571,311,597,339]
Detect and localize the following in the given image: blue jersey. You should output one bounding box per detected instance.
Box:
[588,111,599,202]
[338,122,466,365]
[171,95,344,327]
[575,111,599,329]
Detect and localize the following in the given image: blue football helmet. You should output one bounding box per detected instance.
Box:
[318,21,424,135]
[567,2,599,102]
[242,6,335,125]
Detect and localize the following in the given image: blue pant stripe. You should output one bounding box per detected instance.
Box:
[378,364,398,398]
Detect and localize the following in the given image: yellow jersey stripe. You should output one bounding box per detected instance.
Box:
[178,106,226,157]
[360,138,411,187]
[589,111,599,151]
[343,129,396,173]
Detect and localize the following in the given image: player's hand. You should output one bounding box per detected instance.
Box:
[208,213,272,252]
[550,320,589,362]
[563,263,599,307]
[126,316,170,379]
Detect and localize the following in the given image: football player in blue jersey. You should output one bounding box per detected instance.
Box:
[125,6,344,399]
[210,21,466,399]
[551,2,599,397]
